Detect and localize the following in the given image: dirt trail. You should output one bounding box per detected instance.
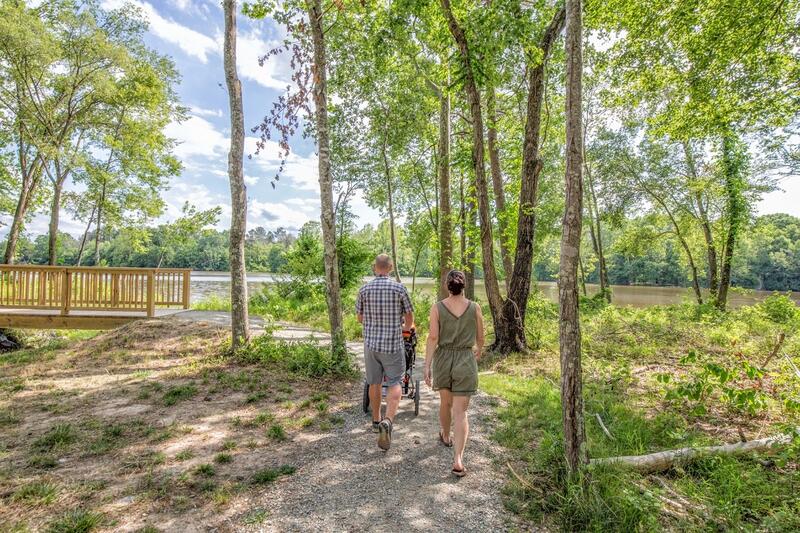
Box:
[231,331,514,532]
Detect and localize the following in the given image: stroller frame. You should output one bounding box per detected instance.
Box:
[362,328,421,417]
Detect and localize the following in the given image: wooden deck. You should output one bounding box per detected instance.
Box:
[1,265,191,329]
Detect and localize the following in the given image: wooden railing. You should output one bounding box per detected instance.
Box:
[0,266,191,317]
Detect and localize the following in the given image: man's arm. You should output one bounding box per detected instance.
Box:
[356,287,364,324]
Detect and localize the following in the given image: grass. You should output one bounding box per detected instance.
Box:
[267,423,287,441]
[162,383,198,406]
[12,480,58,505]
[195,463,216,477]
[214,452,233,464]
[46,509,103,533]
[251,464,296,485]
[242,508,269,525]
[479,298,800,531]
[175,449,194,461]
[33,424,77,452]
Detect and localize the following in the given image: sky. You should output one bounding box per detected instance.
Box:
[17,0,381,238]
[6,0,800,238]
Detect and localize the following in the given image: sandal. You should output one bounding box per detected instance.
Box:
[452,466,467,477]
[439,431,453,448]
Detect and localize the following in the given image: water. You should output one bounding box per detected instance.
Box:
[190,271,799,308]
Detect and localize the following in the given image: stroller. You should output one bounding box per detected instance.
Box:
[362,327,421,416]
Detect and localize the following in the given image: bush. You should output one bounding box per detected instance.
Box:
[236,333,354,378]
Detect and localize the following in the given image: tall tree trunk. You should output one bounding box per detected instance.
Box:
[466,188,477,301]
[437,90,452,300]
[76,203,96,266]
[684,141,719,299]
[716,131,746,311]
[560,0,588,476]
[381,129,402,282]
[495,7,566,353]
[440,0,503,331]
[486,87,512,290]
[308,0,344,343]
[223,0,250,348]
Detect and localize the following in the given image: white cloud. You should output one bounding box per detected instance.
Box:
[162,181,231,229]
[103,0,220,62]
[190,105,223,118]
[235,32,293,90]
[165,115,228,159]
[249,199,313,231]
[244,137,319,192]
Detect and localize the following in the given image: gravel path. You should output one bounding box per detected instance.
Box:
[239,338,514,532]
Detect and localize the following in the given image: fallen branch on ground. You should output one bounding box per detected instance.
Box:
[590,428,799,473]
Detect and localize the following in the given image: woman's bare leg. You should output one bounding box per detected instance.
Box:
[452,395,470,470]
[438,389,453,442]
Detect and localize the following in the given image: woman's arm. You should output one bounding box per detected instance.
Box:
[424,304,439,387]
[475,303,485,360]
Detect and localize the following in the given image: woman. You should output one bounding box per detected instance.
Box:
[424,270,485,477]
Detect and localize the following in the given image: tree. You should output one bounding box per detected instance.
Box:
[560,0,588,475]
[223,0,250,349]
[439,0,504,335]
[154,203,221,268]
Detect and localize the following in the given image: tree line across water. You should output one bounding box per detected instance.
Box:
[7,212,800,293]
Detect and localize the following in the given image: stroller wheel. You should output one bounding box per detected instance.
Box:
[362,382,370,414]
[414,379,420,416]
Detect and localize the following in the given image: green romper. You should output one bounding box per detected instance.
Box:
[432,300,479,396]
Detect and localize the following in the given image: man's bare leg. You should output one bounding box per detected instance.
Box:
[439,389,453,443]
[384,384,401,422]
[369,384,382,422]
[452,395,471,471]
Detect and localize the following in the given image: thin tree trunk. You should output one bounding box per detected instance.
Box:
[308,0,344,343]
[437,89,452,300]
[76,203,96,266]
[640,182,704,305]
[486,87,512,290]
[586,166,610,302]
[223,0,250,348]
[683,141,719,298]
[47,177,64,265]
[382,129,402,282]
[579,254,588,296]
[94,178,106,266]
[4,146,43,264]
[560,0,588,475]
[495,7,566,353]
[440,0,503,330]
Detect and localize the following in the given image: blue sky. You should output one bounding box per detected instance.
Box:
[14,0,800,237]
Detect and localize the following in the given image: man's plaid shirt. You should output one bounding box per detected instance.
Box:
[356,275,413,353]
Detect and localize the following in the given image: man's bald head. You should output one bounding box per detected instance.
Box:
[373,254,394,275]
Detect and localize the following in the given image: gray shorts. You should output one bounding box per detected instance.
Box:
[364,345,404,386]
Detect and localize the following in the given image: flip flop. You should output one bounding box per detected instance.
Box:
[439,431,453,448]
[452,466,467,477]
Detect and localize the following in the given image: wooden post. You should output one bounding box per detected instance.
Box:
[38,270,46,306]
[146,270,155,317]
[61,269,71,316]
[111,273,119,308]
[182,270,191,309]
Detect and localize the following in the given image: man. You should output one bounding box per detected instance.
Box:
[356,254,414,451]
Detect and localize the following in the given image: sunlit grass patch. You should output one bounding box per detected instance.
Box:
[46,508,103,533]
